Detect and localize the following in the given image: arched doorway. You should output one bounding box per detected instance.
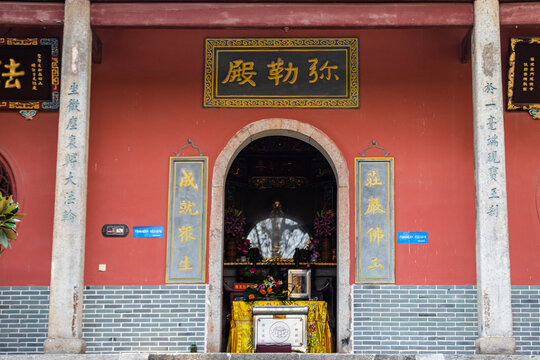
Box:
[207,118,350,353]
[222,136,337,352]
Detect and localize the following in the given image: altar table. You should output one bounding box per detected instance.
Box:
[227,300,332,353]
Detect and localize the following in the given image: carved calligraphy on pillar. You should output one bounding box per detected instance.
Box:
[483,82,505,220]
[60,82,81,225]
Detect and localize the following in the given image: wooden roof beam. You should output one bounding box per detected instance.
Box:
[0,2,539,28]
[90,3,474,28]
[500,3,540,26]
[0,3,64,26]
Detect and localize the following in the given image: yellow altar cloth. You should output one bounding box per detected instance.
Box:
[227,300,332,353]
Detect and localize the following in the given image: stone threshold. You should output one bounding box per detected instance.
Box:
[2,355,540,360]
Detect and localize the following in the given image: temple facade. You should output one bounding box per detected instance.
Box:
[0,0,539,355]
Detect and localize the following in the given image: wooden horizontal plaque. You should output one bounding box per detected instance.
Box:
[0,38,59,110]
[204,38,358,108]
[507,37,540,110]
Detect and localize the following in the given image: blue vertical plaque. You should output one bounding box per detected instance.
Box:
[166,157,208,283]
[355,158,395,284]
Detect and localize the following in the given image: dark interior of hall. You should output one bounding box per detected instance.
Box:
[222,136,338,352]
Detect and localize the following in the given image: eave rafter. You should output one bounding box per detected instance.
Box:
[0,2,538,27]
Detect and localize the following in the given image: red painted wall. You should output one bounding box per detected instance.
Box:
[501,27,540,285]
[0,27,538,286]
[0,112,57,285]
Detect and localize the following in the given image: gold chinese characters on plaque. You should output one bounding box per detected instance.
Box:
[166,157,208,283]
[0,37,59,110]
[355,157,395,284]
[204,38,359,108]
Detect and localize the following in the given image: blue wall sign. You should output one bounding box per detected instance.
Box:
[398,232,428,244]
[133,226,164,238]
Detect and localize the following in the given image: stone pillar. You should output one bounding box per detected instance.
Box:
[43,0,91,354]
[472,0,515,354]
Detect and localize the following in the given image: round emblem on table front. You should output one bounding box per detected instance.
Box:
[269,321,290,343]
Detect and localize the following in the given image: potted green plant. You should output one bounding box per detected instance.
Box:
[0,192,25,255]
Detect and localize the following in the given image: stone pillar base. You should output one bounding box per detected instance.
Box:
[44,338,87,354]
[475,336,516,354]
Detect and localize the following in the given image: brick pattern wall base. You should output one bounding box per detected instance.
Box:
[1,284,539,354]
[83,285,206,353]
[352,285,540,355]
[0,285,206,354]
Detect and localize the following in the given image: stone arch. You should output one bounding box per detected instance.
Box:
[206,118,351,353]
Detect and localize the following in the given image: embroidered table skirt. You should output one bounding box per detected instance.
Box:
[227,300,332,353]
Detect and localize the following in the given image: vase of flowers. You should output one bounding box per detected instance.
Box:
[243,275,287,301]
[306,238,321,263]
[321,237,331,262]
[237,237,250,262]
[226,237,237,263]
[224,208,246,262]
[313,209,335,263]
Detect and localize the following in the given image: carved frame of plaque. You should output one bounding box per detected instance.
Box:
[0,37,60,110]
[354,157,395,284]
[507,37,540,111]
[204,38,359,108]
[166,157,208,284]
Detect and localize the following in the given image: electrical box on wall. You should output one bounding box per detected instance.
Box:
[101,224,129,237]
